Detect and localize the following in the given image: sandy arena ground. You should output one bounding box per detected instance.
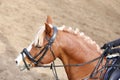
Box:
[0,0,120,80]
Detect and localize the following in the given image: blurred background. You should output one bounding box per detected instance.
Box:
[0,0,120,80]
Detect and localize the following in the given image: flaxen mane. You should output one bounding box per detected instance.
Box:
[34,25,101,53]
[58,25,101,53]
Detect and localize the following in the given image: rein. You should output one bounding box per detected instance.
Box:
[37,55,101,80]
[21,26,102,80]
[37,56,101,68]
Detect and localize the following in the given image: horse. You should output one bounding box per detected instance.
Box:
[15,16,103,80]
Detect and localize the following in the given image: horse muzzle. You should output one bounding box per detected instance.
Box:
[15,53,32,71]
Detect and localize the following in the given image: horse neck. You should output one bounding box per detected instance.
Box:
[56,30,102,80]
[57,30,101,62]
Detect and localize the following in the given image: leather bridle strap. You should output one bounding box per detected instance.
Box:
[50,47,59,80]
[37,56,101,68]
[21,51,30,70]
[21,26,58,70]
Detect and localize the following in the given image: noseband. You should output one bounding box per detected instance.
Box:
[21,26,58,70]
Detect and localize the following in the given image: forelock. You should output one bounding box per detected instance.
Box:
[34,25,45,46]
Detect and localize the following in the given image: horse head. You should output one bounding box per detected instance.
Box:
[15,16,102,80]
[15,16,60,70]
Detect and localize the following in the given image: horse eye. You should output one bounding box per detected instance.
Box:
[35,45,42,48]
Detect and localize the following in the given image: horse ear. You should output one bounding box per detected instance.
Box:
[45,23,52,35]
[46,16,52,24]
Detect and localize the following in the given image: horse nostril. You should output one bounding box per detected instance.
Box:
[16,61,18,64]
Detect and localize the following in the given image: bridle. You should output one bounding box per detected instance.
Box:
[20,26,104,80]
[21,26,58,70]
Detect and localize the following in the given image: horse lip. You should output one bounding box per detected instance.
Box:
[20,66,26,71]
[19,64,32,71]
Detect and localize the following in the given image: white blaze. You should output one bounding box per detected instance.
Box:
[15,42,33,67]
